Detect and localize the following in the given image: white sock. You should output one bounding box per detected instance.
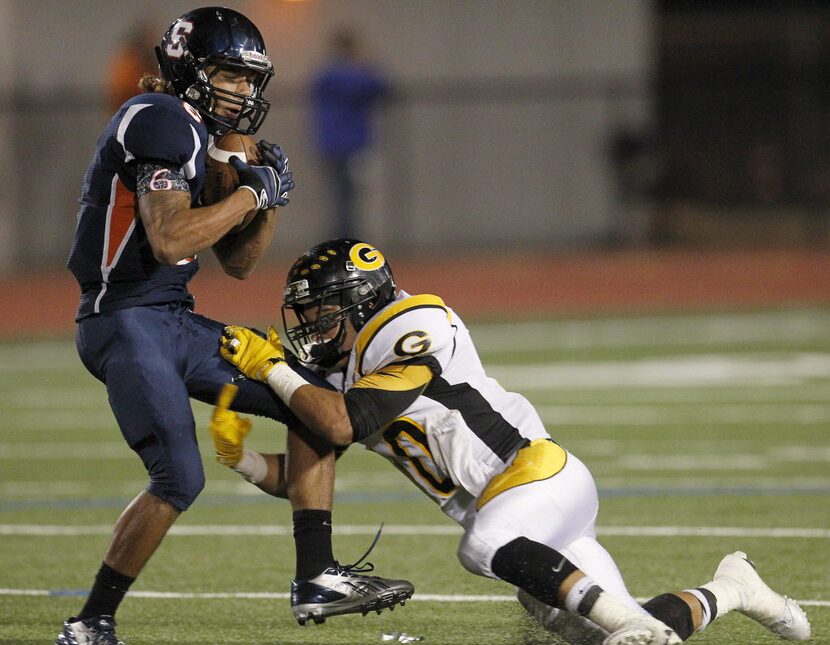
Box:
[564,578,645,633]
[233,448,268,484]
[685,588,713,631]
[698,579,741,616]
[563,576,601,615]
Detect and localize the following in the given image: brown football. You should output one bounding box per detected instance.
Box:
[202,133,262,233]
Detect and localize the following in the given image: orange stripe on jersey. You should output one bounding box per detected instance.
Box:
[106,178,136,267]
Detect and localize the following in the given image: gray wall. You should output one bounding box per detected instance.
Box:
[0,0,652,270]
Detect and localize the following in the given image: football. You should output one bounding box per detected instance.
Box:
[202,133,262,233]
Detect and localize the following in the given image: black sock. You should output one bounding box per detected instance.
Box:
[77,562,135,620]
[293,509,334,581]
[643,593,696,640]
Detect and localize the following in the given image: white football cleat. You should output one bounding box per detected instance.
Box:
[603,615,682,645]
[713,551,811,641]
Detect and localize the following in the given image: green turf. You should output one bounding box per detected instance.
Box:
[0,307,827,644]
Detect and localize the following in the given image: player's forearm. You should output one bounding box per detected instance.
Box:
[212,208,278,279]
[139,189,257,264]
[285,385,355,447]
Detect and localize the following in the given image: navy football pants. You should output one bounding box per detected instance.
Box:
[76,301,324,510]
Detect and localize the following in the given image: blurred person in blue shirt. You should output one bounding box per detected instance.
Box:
[311,28,391,238]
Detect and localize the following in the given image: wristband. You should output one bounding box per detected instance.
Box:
[265,361,309,405]
[233,448,268,484]
[237,184,266,210]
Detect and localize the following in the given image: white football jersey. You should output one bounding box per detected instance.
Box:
[325,290,550,523]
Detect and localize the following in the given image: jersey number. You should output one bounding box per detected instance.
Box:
[383,419,454,496]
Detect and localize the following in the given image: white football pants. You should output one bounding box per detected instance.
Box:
[456,451,643,612]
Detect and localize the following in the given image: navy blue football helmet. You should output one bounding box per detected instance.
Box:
[156,7,274,135]
[282,239,397,368]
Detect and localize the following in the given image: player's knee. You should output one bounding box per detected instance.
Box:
[490,537,578,609]
[150,468,205,511]
[135,435,205,510]
[457,531,491,577]
[643,593,695,640]
[457,533,486,576]
[177,468,206,509]
[145,458,205,511]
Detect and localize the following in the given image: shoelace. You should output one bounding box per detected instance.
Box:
[335,523,383,576]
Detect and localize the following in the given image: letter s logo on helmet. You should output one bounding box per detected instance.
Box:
[164,21,194,59]
[348,243,386,272]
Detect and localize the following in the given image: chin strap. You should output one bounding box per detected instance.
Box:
[306,320,349,368]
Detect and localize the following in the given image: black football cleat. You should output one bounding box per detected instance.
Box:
[291,562,413,625]
[56,615,124,645]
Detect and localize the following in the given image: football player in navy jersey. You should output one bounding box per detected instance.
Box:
[213,239,811,645]
[59,9,410,645]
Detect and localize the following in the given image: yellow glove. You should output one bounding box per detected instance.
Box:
[220,325,286,382]
[210,383,252,467]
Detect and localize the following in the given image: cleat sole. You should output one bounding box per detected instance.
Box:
[292,584,415,623]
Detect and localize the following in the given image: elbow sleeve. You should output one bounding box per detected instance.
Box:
[344,386,423,443]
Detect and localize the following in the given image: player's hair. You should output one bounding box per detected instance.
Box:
[138,73,172,94]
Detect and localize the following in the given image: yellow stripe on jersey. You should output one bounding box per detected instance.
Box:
[346,363,438,441]
[476,439,568,511]
[352,363,435,392]
[355,294,451,376]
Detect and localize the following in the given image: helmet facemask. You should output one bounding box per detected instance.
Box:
[157,39,273,135]
[156,7,274,136]
[282,239,397,369]
[283,276,390,369]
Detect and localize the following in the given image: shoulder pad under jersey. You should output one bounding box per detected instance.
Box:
[118,94,205,169]
[354,293,454,377]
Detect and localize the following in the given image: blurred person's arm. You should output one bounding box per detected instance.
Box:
[210,384,287,497]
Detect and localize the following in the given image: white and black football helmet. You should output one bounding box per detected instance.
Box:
[282,239,397,368]
[156,6,274,135]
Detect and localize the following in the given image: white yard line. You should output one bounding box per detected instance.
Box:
[0,442,132,460]
[1,524,829,538]
[490,353,830,390]
[535,403,830,425]
[1,587,826,607]
[470,310,830,351]
[2,311,827,369]
[5,398,830,445]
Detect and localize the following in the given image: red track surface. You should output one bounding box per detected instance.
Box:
[2,249,827,337]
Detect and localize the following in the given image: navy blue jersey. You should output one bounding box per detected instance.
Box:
[68,93,210,320]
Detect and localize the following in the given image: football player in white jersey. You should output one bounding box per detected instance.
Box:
[214,238,810,645]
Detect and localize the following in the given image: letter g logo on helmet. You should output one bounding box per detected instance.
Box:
[349,243,386,271]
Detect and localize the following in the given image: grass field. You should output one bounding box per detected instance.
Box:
[1,307,828,644]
